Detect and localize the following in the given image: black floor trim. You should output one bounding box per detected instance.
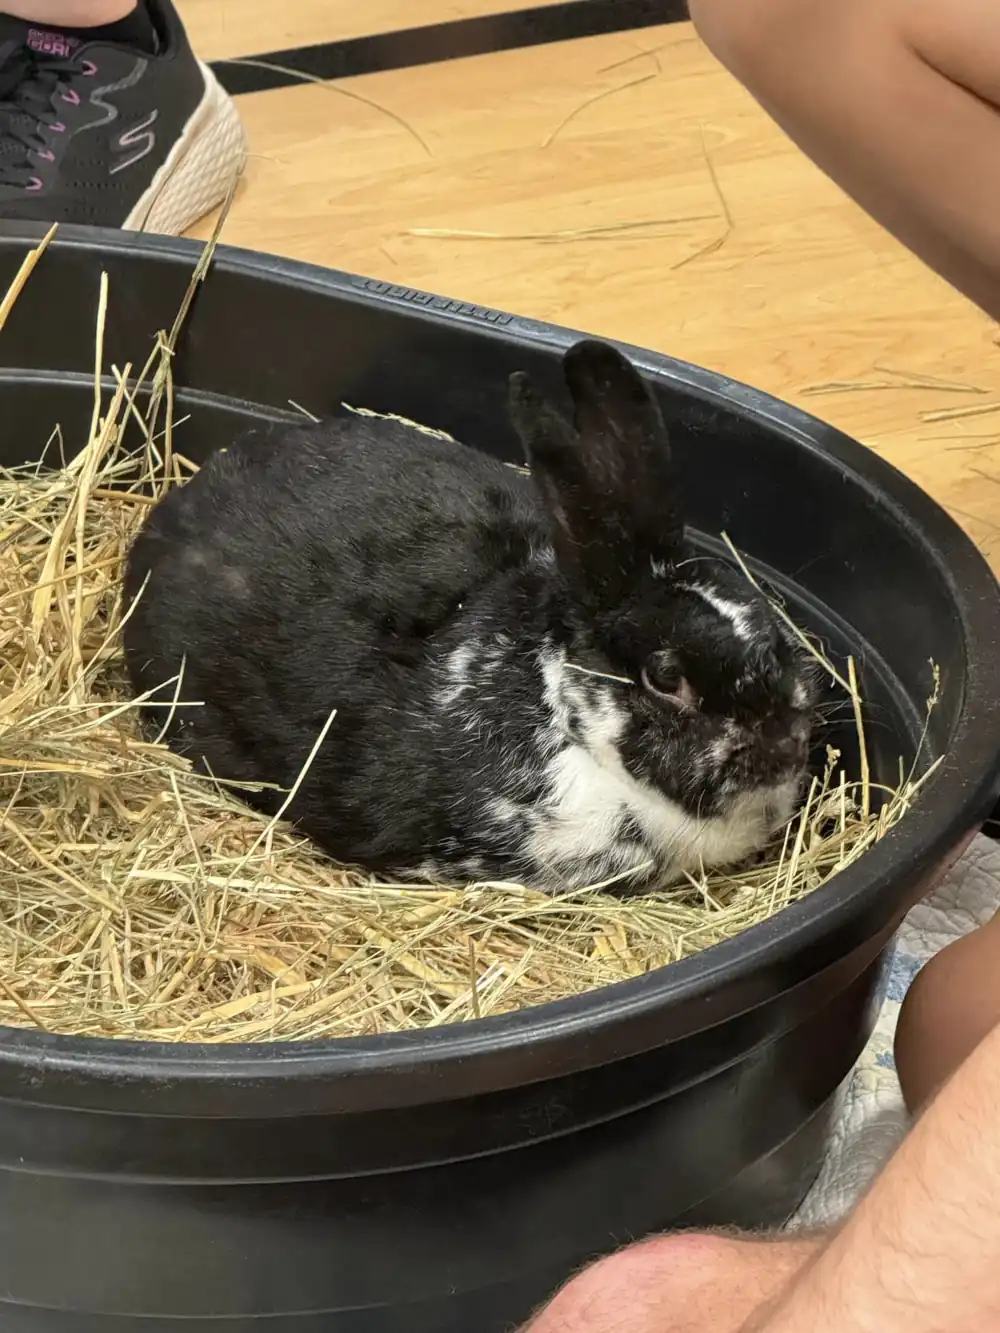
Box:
[211,0,690,96]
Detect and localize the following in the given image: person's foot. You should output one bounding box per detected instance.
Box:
[0,0,246,232]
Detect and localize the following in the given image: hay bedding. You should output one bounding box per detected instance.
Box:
[0,238,935,1044]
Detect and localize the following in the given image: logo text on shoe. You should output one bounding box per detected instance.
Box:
[26,28,78,58]
[110,109,158,174]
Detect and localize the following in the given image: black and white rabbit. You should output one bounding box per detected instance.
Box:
[123,339,819,894]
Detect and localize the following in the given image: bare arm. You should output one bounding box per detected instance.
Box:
[744,1018,1000,1333]
[688,0,1000,321]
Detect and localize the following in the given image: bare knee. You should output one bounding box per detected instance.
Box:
[688,0,811,70]
[525,1233,735,1331]
[524,1231,822,1331]
[896,915,1000,1115]
[689,0,993,95]
[688,0,869,92]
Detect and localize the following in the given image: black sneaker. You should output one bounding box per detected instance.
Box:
[0,0,246,232]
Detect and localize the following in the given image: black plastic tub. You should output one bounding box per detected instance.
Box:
[1,222,1000,1332]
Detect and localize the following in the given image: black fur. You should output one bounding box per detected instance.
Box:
[123,340,818,893]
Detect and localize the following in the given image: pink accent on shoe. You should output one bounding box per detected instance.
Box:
[81,61,98,76]
[49,122,65,133]
[36,149,54,162]
[60,88,80,106]
[25,177,43,192]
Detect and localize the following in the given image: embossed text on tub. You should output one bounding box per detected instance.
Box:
[357,278,513,325]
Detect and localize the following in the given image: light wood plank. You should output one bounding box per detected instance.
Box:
[189,22,1000,569]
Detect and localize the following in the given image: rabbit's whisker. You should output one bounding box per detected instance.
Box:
[565,662,634,686]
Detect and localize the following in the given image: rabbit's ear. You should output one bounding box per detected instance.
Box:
[508,369,577,468]
[508,342,687,606]
[563,339,670,475]
[508,368,595,583]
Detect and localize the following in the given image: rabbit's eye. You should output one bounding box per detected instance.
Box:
[641,659,688,702]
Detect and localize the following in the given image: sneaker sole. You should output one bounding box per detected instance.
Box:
[124,61,247,237]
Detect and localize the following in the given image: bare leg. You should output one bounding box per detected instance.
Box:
[741,1018,1000,1332]
[0,0,137,23]
[524,1233,821,1332]
[895,911,1000,1114]
[687,0,1000,321]
[529,1020,1000,1333]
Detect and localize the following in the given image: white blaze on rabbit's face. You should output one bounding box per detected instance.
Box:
[686,583,755,642]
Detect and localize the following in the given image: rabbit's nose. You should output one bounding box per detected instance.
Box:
[770,734,808,766]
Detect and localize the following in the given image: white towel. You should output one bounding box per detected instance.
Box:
[788,833,1000,1230]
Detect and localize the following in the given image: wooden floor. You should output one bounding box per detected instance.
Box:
[178,1,1000,570]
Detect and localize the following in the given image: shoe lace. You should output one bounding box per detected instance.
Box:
[0,47,81,186]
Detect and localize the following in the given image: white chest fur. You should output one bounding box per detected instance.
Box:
[524,644,795,891]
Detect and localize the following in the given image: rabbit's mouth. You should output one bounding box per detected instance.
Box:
[758,771,811,833]
[716,774,805,852]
